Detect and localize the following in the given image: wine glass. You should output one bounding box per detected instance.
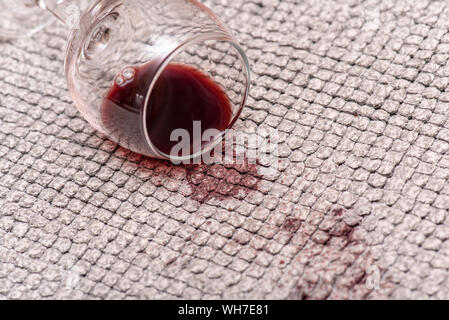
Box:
[0,0,54,40]
[2,0,251,162]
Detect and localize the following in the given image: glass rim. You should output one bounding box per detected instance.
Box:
[140,32,251,162]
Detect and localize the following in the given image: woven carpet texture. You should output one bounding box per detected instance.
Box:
[1,0,449,299]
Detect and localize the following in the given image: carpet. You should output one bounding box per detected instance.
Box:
[1,0,449,299]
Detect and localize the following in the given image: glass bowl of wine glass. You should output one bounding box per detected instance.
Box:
[2,0,251,162]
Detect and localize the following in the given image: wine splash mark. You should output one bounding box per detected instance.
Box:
[141,155,263,204]
[284,208,394,299]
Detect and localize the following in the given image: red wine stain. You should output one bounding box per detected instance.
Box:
[285,207,395,299]
[165,256,178,266]
[282,218,301,233]
[139,156,262,204]
[351,270,369,287]
[332,208,344,216]
[188,162,261,203]
[292,284,310,300]
[101,60,232,157]
[328,222,357,244]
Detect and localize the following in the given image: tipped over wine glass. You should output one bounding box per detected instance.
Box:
[1,0,250,162]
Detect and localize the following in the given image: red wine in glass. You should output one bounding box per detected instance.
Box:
[101,60,232,157]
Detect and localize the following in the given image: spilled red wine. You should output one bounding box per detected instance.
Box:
[101,60,232,156]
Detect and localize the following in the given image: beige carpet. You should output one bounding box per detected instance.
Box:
[1,0,449,299]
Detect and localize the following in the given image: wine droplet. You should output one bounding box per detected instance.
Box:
[115,75,125,86]
[123,67,135,80]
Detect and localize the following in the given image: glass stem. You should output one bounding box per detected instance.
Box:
[38,0,83,29]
